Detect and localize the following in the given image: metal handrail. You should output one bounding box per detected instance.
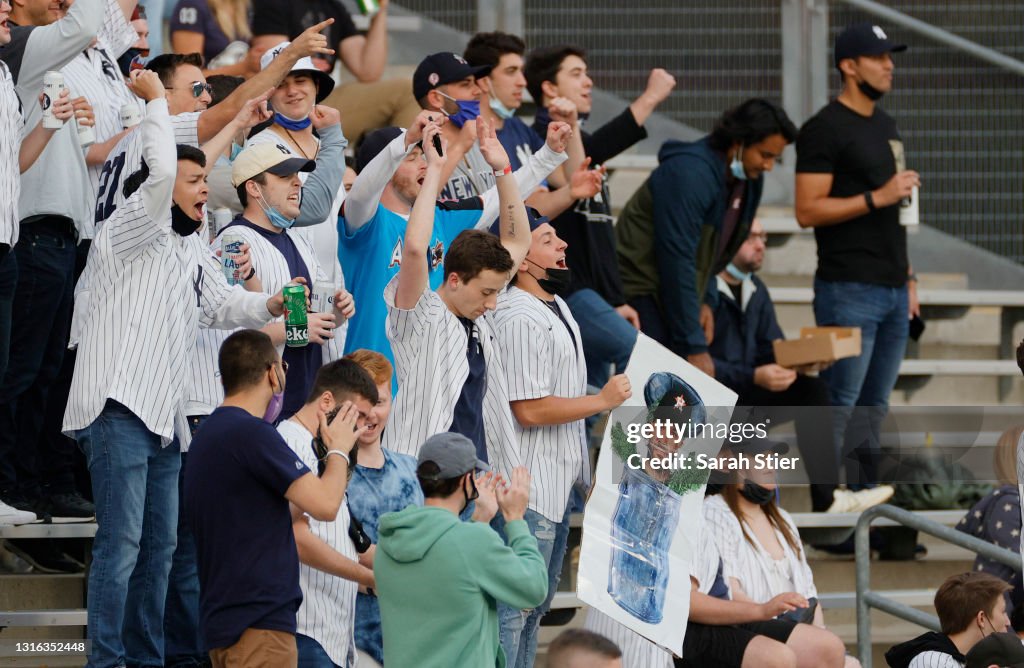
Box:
[855,504,1022,667]
[836,0,1024,78]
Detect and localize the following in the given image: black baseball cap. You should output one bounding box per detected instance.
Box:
[966,632,1024,668]
[413,52,492,101]
[355,126,404,174]
[834,23,907,68]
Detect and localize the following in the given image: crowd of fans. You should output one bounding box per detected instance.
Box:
[0,1,1019,667]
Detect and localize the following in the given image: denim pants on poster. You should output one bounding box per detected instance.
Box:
[77,400,180,668]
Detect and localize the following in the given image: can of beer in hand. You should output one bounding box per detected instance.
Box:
[212,207,234,235]
[355,0,379,16]
[120,102,143,129]
[310,283,336,313]
[899,185,919,227]
[220,232,245,286]
[41,71,65,129]
[283,282,309,348]
[75,115,95,149]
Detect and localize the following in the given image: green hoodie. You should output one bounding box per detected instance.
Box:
[375,505,548,668]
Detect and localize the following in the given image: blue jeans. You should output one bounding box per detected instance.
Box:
[0,249,15,388]
[0,219,77,499]
[164,437,205,666]
[495,507,570,668]
[564,289,638,391]
[296,634,340,668]
[77,400,181,668]
[813,278,909,489]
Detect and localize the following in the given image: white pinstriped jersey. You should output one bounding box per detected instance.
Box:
[0,64,25,247]
[247,128,347,286]
[492,287,587,522]
[382,277,521,478]
[908,652,963,668]
[703,495,817,604]
[61,0,142,212]
[584,609,673,667]
[63,100,274,445]
[177,217,344,449]
[279,420,358,668]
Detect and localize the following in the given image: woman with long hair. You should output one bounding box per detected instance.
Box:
[705,437,861,667]
[170,0,255,76]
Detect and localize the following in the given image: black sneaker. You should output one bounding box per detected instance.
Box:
[5,539,84,574]
[41,492,95,523]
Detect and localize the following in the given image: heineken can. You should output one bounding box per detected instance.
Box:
[310,283,335,313]
[220,232,245,286]
[355,0,379,16]
[120,102,143,129]
[41,71,65,129]
[283,282,309,347]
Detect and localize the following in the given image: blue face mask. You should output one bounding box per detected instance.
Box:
[730,144,748,181]
[439,91,481,128]
[229,142,244,162]
[725,262,751,282]
[255,186,296,229]
[273,112,312,131]
[489,96,515,120]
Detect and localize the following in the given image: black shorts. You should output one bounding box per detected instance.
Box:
[673,619,798,668]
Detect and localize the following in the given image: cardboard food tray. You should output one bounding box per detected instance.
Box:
[773,327,862,368]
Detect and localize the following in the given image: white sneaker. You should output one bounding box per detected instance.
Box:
[0,499,37,526]
[826,485,895,514]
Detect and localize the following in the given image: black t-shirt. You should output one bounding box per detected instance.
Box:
[184,406,311,651]
[796,99,908,287]
[251,0,359,70]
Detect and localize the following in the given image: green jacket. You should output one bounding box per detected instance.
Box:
[375,505,547,668]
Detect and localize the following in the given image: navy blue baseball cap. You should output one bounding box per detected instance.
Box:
[355,126,404,174]
[413,52,492,101]
[644,371,707,425]
[487,206,549,237]
[834,23,907,68]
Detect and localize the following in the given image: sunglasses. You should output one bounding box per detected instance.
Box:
[167,81,213,98]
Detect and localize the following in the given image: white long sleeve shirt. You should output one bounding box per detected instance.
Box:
[64,100,274,445]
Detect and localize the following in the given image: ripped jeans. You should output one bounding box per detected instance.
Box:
[494,506,572,668]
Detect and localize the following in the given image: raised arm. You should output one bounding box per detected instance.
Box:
[196,20,336,143]
[293,105,348,227]
[198,90,272,174]
[394,122,445,309]
[337,0,388,82]
[478,116,532,270]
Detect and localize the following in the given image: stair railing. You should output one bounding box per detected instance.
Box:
[855,503,1022,667]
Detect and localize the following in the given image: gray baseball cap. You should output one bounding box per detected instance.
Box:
[417,433,489,480]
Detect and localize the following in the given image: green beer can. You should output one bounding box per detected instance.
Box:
[355,0,379,16]
[283,282,309,348]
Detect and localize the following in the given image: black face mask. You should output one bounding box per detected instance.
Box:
[527,259,572,295]
[170,204,202,237]
[117,49,147,77]
[739,480,775,506]
[461,474,479,513]
[857,80,886,101]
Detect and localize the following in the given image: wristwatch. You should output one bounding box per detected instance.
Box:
[864,191,877,212]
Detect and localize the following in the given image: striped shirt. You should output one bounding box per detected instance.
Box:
[247,127,347,287]
[703,495,817,604]
[61,0,142,212]
[381,276,520,478]
[63,99,274,445]
[0,64,25,247]
[908,652,964,668]
[279,419,358,668]
[492,287,587,522]
[584,609,673,668]
[178,218,341,450]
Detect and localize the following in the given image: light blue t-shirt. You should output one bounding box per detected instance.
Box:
[338,199,486,391]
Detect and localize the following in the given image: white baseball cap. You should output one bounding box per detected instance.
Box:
[260,41,336,102]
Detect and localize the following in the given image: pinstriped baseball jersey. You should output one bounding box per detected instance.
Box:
[178,217,342,450]
[381,276,521,479]
[279,419,358,668]
[63,100,274,445]
[492,287,587,522]
[908,652,964,668]
[584,608,674,667]
[0,64,25,247]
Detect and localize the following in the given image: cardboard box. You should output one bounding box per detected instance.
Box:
[773,327,862,368]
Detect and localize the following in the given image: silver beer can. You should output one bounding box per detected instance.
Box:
[41,71,65,129]
[220,232,246,286]
[120,102,143,129]
[310,283,336,313]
